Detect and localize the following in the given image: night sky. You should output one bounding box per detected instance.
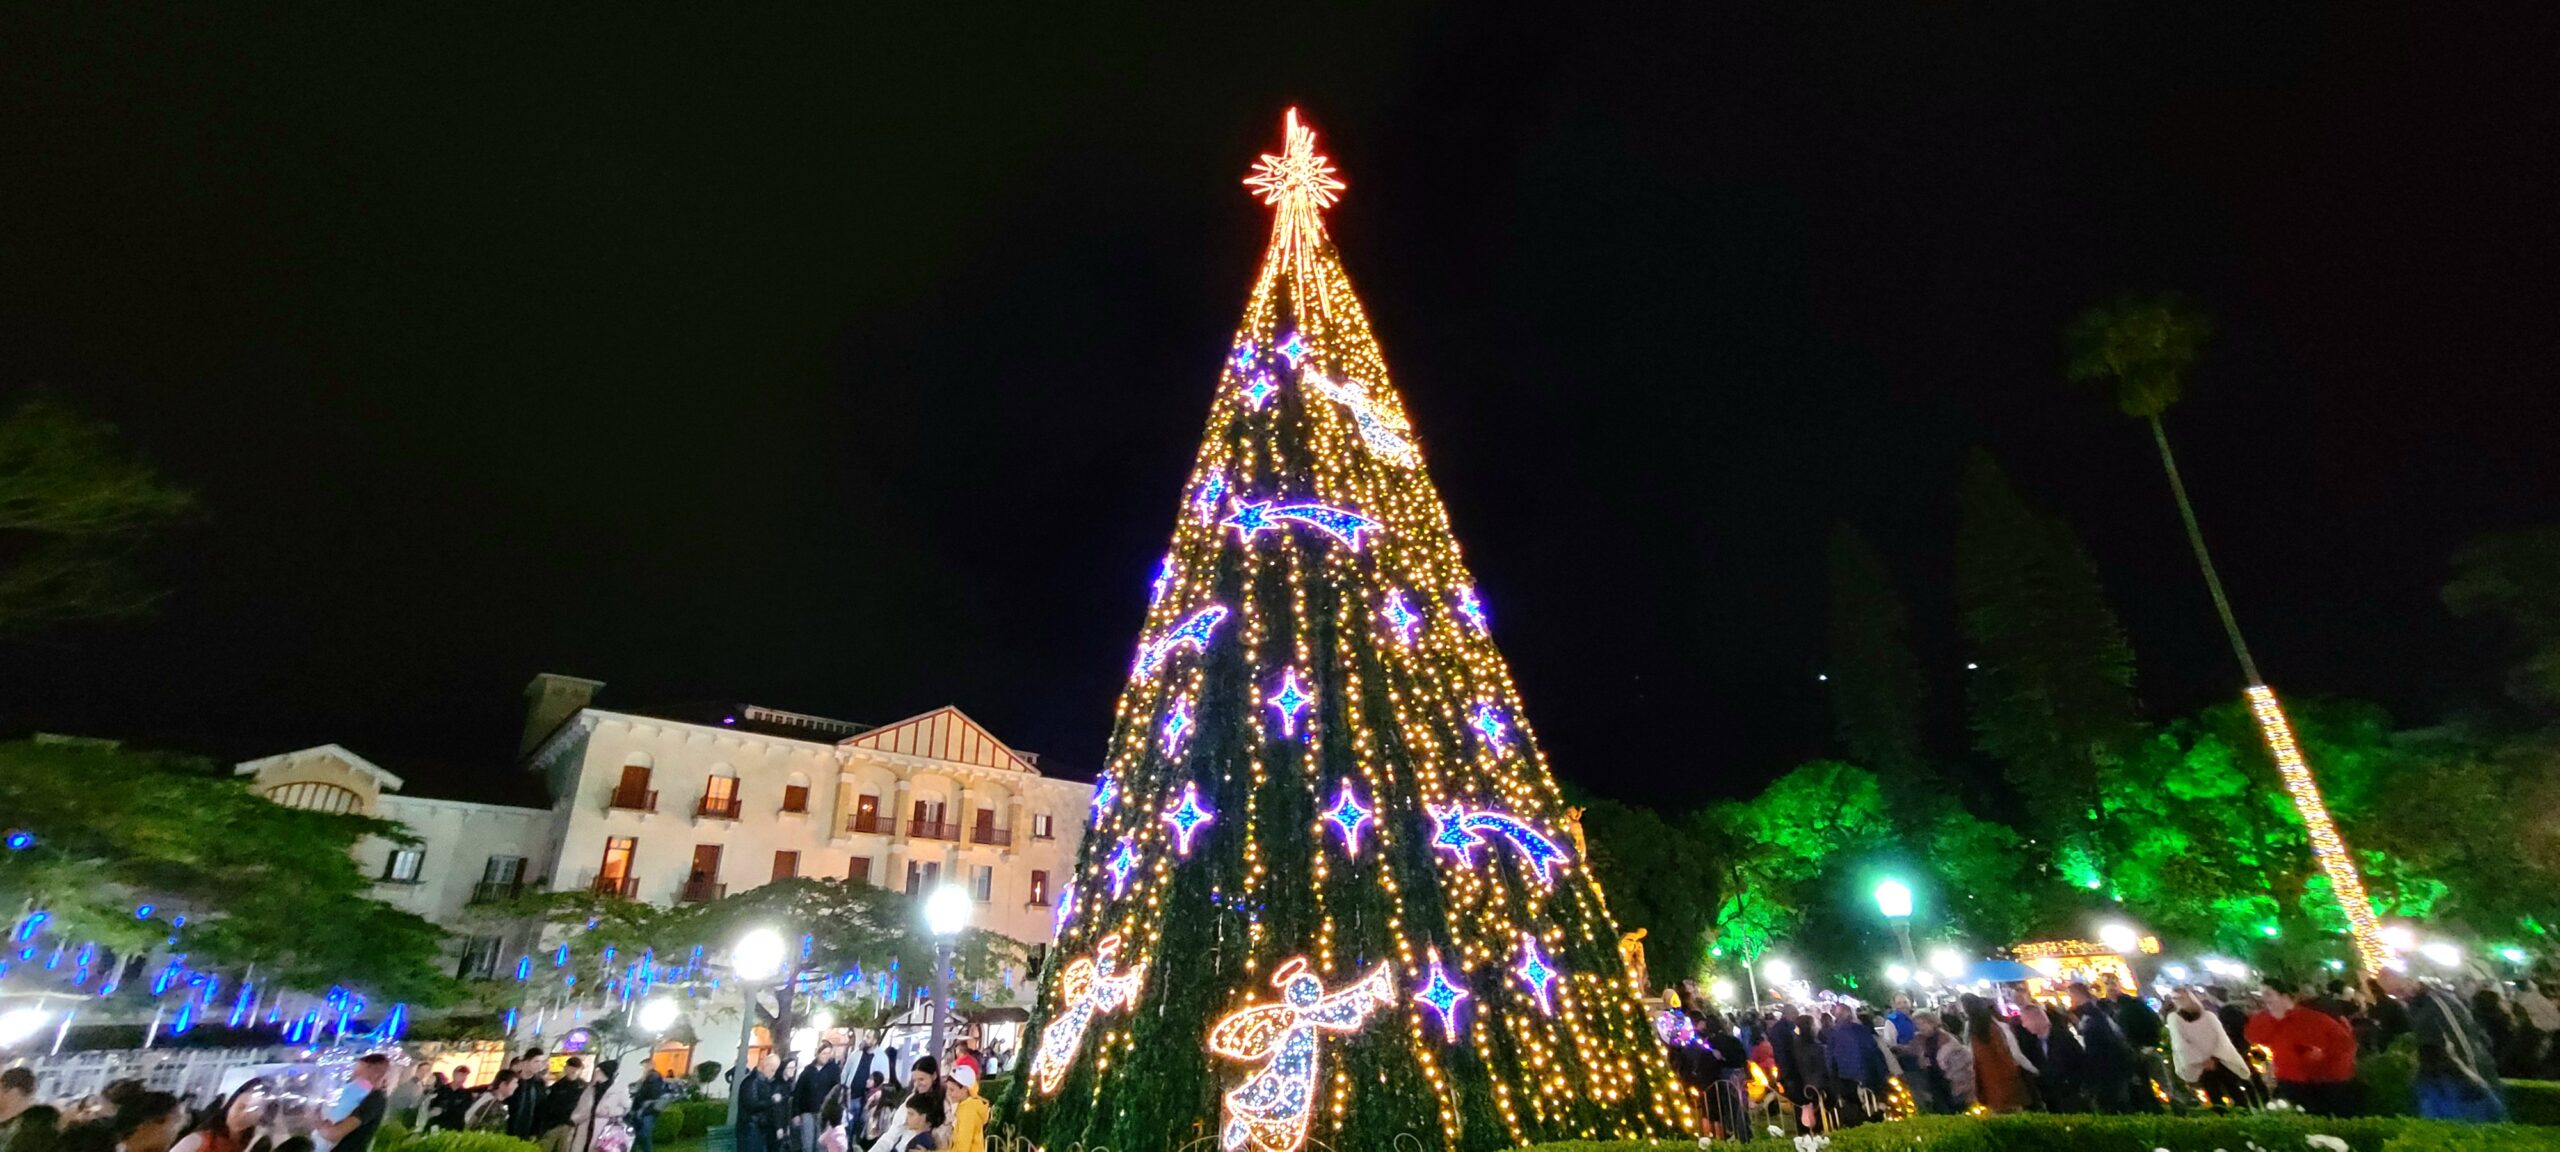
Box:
[3,5,2554,812]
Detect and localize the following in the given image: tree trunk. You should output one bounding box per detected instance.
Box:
[2150,415,2263,685]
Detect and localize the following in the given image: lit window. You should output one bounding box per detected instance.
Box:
[971,866,994,902]
[1030,870,1050,906]
[383,848,424,883]
[1032,813,1056,840]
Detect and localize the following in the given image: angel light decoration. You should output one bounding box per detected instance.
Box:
[1028,933,1148,1096]
[1207,956,1396,1152]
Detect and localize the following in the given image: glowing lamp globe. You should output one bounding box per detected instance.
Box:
[1710,978,1737,1004]
[2419,941,2462,968]
[811,1009,836,1031]
[732,927,788,983]
[636,996,681,1034]
[1761,957,1793,984]
[1928,947,1966,980]
[2501,947,2530,966]
[1885,963,1912,987]
[2379,924,2417,952]
[1873,879,1914,920]
[926,884,973,938]
[0,1007,48,1047]
[2097,923,2139,954]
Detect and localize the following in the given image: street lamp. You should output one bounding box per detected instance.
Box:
[725,927,788,1132]
[0,1007,50,1048]
[637,996,681,1036]
[1874,879,1922,988]
[2097,922,2139,955]
[924,884,973,1070]
[1927,947,1966,982]
[2419,941,2462,968]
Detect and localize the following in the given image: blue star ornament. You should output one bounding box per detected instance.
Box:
[1469,701,1513,754]
[1160,695,1195,754]
[1162,782,1215,856]
[1456,585,1489,633]
[1323,781,1372,856]
[1276,329,1312,368]
[1269,669,1312,736]
[1514,934,1559,1015]
[1414,956,1471,1042]
[1106,841,1140,898]
[1241,371,1278,411]
[1223,500,1278,542]
[1381,591,1420,646]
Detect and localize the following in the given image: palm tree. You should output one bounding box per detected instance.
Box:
[2066,293,2386,971]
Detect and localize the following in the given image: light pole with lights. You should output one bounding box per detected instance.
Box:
[725,927,787,1132]
[924,884,973,1070]
[1874,878,1922,985]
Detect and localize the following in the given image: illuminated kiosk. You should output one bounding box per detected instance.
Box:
[1006,112,1693,1152]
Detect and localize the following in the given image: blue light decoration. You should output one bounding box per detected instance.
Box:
[1513,934,1559,1015]
[1468,701,1513,755]
[1241,371,1279,411]
[1413,953,1471,1042]
[504,1006,519,1033]
[1190,468,1228,526]
[1106,841,1140,899]
[554,943,570,967]
[1162,782,1215,856]
[1455,585,1488,633]
[1268,669,1312,736]
[1090,772,1119,818]
[1134,604,1230,678]
[1310,375,1420,468]
[171,997,195,1035]
[1381,591,1420,647]
[1160,694,1195,755]
[1654,1006,1697,1048]
[1275,328,1311,368]
[3,831,31,851]
[1231,342,1258,373]
[1427,804,1571,885]
[1052,884,1077,934]
[1323,781,1372,857]
[1223,500,1383,550]
[134,904,154,920]
[1149,556,1174,606]
[13,911,46,943]
[515,956,533,982]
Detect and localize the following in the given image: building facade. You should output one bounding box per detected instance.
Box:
[237,675,1092,978]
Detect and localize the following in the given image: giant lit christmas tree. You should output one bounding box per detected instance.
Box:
[1009,111,1693,1152]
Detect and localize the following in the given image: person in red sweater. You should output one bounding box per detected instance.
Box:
[2247,983,2361,1115]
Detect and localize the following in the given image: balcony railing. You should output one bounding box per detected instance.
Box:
[908,818,960,841]
[972,826,1013,847]
[593,875,639,898]
[609,789,658,813]
[846,812,887,835]
[679,879,727,903]
[470,880,526,905]
[697,795,743,820]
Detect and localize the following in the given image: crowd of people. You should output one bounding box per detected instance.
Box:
[1657,964,2546,1136]
[0,1029,1016,1152]
[0,1054,401,1152]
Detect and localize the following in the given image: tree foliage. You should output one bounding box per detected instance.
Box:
[1826,523,1931,793]
[1570,793,1722,988]
[0,397,195,634]
[2443,526,2560,712]
[2065,293,2214,419]
[0,738,458,1005]
[1957,451,2140,842]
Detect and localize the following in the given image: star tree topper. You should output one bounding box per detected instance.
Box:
[1244,108,1344,274]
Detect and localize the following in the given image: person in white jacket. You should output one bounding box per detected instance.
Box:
[2166,987,2256,1108]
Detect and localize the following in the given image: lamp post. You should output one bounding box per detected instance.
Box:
[725,927,787,1132]
[924,884,973,1071]
[1874,879,1921,989]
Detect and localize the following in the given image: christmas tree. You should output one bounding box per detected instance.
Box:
[1009,111,1693,1152]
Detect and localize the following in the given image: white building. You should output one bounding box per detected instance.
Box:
[236,674,1092,981]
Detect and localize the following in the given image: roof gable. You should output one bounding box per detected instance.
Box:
[234,743,406,791]
[839,706,1039,775]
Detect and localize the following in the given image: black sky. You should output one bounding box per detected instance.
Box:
[2,4,2554,812]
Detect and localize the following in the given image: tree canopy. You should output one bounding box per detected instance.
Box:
[0,397,195,634]
[0,738,458,1006]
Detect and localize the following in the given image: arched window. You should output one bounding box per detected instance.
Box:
[266,781,361,815]
[781,772,811,814]
[700,765,742,820]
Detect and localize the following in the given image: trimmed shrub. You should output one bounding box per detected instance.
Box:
[659,1099,729,1141]
[1517,1112,2560,1152]
[388,1133,540,1152]
[2508,1082,2560,1128]
[2362,1039,2419,1117]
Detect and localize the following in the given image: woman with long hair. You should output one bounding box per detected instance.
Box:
[1962,995,2036,1113]
[173,1080,275,1152]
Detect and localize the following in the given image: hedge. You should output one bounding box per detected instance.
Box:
[382,1132,541,1152]
[2512,1083,2560,1129]
[656,1099,731,1140]
[1517,1113,2560,1152]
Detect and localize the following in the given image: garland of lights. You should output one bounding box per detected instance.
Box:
[2245,685,2387,971]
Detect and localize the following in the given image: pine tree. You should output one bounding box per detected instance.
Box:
[1954,451,2139,847]
[1824,523,1931,790]
[1006,111,1692,1152]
